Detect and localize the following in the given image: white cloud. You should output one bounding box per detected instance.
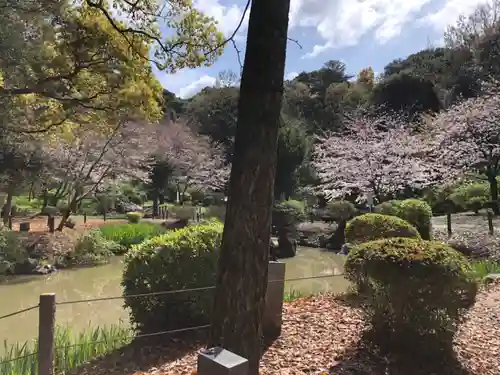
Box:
[178,75,217,99]
[285,71,299,80]
[293,0,434,58]
[418,0,491,31]
[193,0,249,38]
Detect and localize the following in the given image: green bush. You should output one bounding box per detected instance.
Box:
[374,200,402,216]
[205,205,226,221]
[125,212,142,223]
[99,223,164,253]
[273,200,306,223]
[397,199,433,240]
[59,229,118,267]
[423,184,458,214]
[122,221,223,332]
[0,227,25,274]
[345,237,477,360]
[450,183,489,214]
[345,213,420,244]
[169,205,195,220]
[325,200,357,222]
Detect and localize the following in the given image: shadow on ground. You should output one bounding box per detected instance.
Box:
[67,331,207,375]
[328,344,473,375]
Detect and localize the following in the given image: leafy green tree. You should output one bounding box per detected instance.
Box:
[274,119,310,199]
[372,73,442,118]
[186,86,239,158]
[0,0,224,132]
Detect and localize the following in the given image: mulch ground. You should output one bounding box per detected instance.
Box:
[71,283,500,375]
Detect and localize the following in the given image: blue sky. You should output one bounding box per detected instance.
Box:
[153,0,490,99]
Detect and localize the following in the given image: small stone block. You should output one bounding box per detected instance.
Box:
[197,347,248,375]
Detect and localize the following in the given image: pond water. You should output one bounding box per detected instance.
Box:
[0,247,348,346]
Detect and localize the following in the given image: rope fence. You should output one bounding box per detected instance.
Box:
[0,266,346,375]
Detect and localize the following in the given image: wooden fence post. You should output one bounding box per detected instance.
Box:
[38,293,56,375]
[83,212,87,224]
[488,210,494,235]
[48,217,55,233]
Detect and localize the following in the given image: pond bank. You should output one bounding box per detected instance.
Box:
[0,247,348,346]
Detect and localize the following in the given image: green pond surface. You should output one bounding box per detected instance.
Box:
[0,247,348,346]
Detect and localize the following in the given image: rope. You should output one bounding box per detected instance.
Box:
[53,324,211,351]
[0,305,39,321]
[0,352,37,366]
[55,273,345,305]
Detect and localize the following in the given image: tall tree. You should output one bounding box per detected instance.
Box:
[430,84,500,213]
[372,73,442,119]
[209,0,291,373]
[312,114,447,203]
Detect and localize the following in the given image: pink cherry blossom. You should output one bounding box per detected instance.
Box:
[312,113,448,202]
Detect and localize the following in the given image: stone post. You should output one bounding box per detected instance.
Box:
[263,261,286,340]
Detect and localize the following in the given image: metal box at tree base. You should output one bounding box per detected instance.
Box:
[197,347,248,375]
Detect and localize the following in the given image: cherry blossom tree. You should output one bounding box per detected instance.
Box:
[430,84,500,212]
[312,114,447,203]
[152,121,230,197]
[45,120,153,229]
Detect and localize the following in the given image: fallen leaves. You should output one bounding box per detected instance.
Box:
[72,286,500,375]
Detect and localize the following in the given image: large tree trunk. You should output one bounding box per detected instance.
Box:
[209,1,291,373]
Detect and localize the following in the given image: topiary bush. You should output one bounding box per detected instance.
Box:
[449,182,489,214]
[397,199,433,240]
[345,213,420,245]
[325,200,358,222]
[125,212,142,223]
[345,237,477,362]
[272,200,306,225]
[99,223,164,253]
[122,221,223,332]
[374,199,402,216]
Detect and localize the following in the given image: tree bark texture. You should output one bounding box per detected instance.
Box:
[208,0,291,374]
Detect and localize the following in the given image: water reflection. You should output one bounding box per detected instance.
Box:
[0,247,347,346]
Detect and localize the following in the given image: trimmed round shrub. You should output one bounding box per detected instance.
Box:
[345,237,477,360]
[374,200,402,216]
[122,221,223,332]
[397,199,432,240]
[325,200,357,222]
[345,213,420,244]
[273,200,306,224]
[125,211,142,223]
